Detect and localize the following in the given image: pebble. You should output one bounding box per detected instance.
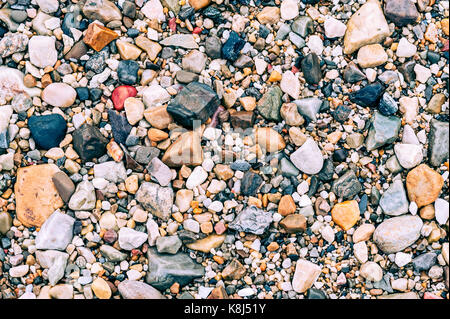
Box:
[35,211,75,251]
[290,138,324,175]
[292,259,321,293]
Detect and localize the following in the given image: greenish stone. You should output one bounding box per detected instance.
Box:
[291,16,314,38]
[365,111,401,151]
[161,0,180,14]
[428,119,449,167]
[257,86,283,121]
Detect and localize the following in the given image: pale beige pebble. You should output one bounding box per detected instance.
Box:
[116,40,142,60]
[37,286,51,299]
[125,175,139,194]
[280,103,304,126]
[343,0,390,54]
[91,277,111,299]
[132,207,148,223]
[360,261,383,282]
[399,96,419,124]
[44,147,65,160]
[232,14,248,33]
[442,242,448,265]
[255,127,286,153]
[65,146,79,160]
[280,71,300,99]
[185,234,226,253]
[288,127,307,146]
[240,96,257,111]
[353,224,376,243]
[48,284,74,299]
[292,259,321,293]
[41,83,77,107]
[256,6,280,25]
[9,265,29,277]
[327,131,343,144]
[176,189,194,213]
[357,44,388,68]
[124,97,144,125]
[65,158,81,174]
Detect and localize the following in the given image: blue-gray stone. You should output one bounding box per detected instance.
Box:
[428,119,449,167]
[294,97,322,122]
[365,111,401,151]
[412,252,437,272]
[379,179,409,216]
[378,92,398,116]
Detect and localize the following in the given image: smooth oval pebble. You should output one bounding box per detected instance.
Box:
[42,83,77,107]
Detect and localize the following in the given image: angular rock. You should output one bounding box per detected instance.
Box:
[15,164,64,227]
[255,127,286,153]
[280,214,307,233]
[379,179,409,216]
[161,131,203,167]
[68,180,96,211]
[343,0,390,54]
[300,53,321,85]
[365,112,401,151]
[428,119,449,167]
[292,259,321,293]
[136,182,174,221]
[83,23,118,52]
[394,143,423,169]
[146,248,205,290]
[290,138,323,175]
[82,0,122,24]
[331,200,360,231]
[72,124,108,161]
[167,82,220,129]
[349,82,384,107]
[229,206,272,235]
[240,171,263,196]
[28,35,57,68]
[294,97,322,122]
[185,234,226,253]
[257,86,283,122]
[384,0,419,26]
[331,169,362,199]
[118,227,148,250]
[35,211,74,251]
[52,171,75,203]
[160,34,199,49]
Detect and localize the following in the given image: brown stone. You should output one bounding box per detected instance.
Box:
[230,111,254,129]
[23,74,37,88]
[15,164,64,227]
[143,106,173,130]
[83,23,118,52]
[331,200,360,231]
[419,204,435,220]
[279,214,307,233]
[147,128,169,142]
[207,286,229,299]
[189,0,211,10]
[406,164,444,207]
[162,131,203,167]
[51,171,75,203]
[278,195,296,216]
[222,259,246,280]
[213,164,234,180]
[64,41,88,60]
[116,40,142,60]
[135,36,162,61]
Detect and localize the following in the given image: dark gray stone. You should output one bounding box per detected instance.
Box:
[146,248,204,290]
[72,124,108,161]
[428,119,449,167]
[331,170,362,199]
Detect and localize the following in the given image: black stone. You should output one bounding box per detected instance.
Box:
[28,114,67,150]
[307,176,320,197]
[349,82,385,107]
[72,124,108,161]
[301,53,321,85]
[358,194,368,214]
[241,171,263,196]
[122,0,136,18]
[318,159,334,181]
[331,170,362,199]
[427,51,441,64]
[117,60,139,85]
[75,87,90,101]
[202,6,223,23]
[108,110,132,145]
[384,0,419,26]
[167,82,220,129]
[378,92,398,116]
[178,6,195,20]
[221,31,245,61]
[90,88,103,101]
[333,149,348,162]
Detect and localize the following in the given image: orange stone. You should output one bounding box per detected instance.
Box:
[213,164,234,180]
[278,195,296,216]
[14,164,64,227]
[83,23,118,52]
[406,164,444,207]
[207,286,229,299]
[331,200,360,231]
[189,0,211,10]
[147,128,169,142]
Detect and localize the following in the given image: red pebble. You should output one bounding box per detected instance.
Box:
[111,85,137,111]
[193,27,202,34]
[169,17,176,32]
[442,40,449,52]
[131,249,141,256]
[424,292,443,299]
[292,66,299,74]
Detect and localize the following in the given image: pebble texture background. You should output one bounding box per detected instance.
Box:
[0,0,448,300]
